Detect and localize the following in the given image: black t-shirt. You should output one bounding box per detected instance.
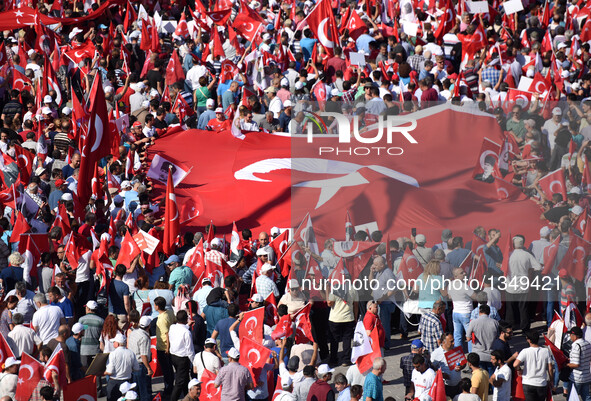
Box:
[554,126,571,148]
[543,205,569,223]
[491,338,511,362]
[206,287,226,305]
[146,70,164,91]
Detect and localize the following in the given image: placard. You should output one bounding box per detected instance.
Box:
[402,21,420,37]
[503,0,524,15]
[444,346,467,367]
[133,230,160,255]
[466,1,489,13]
[349,52,366,66]
[517,76,533,92]
[85,353,109,376]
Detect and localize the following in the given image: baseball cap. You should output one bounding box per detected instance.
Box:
[125,391,138,400]
[202,277,212,285]
[55,179,65,187]
[295,81,304,90]
[188,378,201,390]
[98,23,108,29]
[248,294,264,303]
[262,33,271,41]
[270,227,280,236]
[211,238,222,247]
[264,86,277,93]
[72,322,85,334]
[86,300,99,310]
[568,327,583,337]
[135,82,146,90]
[35,167,46,176]
[260,263,274,273]
[206,98,215,108]
[165,255,180,264]
[256,248,269,256]
[415,234,426,244]
[289,279,300,288]
[121,180,132,188]
[283,100,292,108]
[539,226,551,237]
[62,106,72,116]
[204,338,216,346]
[61,193,73,201]
[215,107,223,113]
[317,364,335,376]
[42,107,52,114]
[441,229,452,241]
[570,205,584,215]
[411,339,424,349]
[43,95,53,103]
[557,42,567,49]
[139,316,152,328]
[109,333,126,344]
[281,374,293,389]
[228,347,240,359]
[448,73,458,80]
[132,121,142,128]
[330,88,342,97]
[569,187,582,195]
[552,107,563,115]
[4,357,20,368]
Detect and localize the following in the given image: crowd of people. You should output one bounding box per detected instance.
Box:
[1,0,591,399]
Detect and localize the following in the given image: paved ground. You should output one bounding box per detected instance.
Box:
[97,321,541,401]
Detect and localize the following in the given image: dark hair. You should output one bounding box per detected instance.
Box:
[525,330,539,344]
[115,264,127,278]
[129,310,140,324]
[176,310,188,324]
[412,354,425,365]
[479,304,490,315]
[303,365,316,377]
[224,275,237,288]
[467,352,480,366]
[40,386,54,401]
[154,296,167,311]
[459,377,472,393]
[491,350,504,363]
[228,303,239,317]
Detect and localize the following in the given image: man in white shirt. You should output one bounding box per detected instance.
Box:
[542,107,563,151]
[490,350,511,401]
[7,312,41,358]
[408,354,435,400]
[169,310,195,401]
[193,278,214,313]
[430,333,462,397]
[104,333,140,401]
[513,330,553,400]
[265,86,283,118]
[31,292,66,345]
[193,338,222,380]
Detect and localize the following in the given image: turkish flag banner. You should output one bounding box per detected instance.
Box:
[541,235,560,275]
[239,307,264,344]
[356,326,381,373]
[116,231,141,267]
[63,375,97,401]
[14,353,45,401]
[271,314,293,340]
[304,0,339,56]
[536,167,568,201]
[150,336,162,377]
[239,336,271,387]
[398,247,423,282]
[0,332,15,366]
[201,369,221,401]
[428,368,447,401]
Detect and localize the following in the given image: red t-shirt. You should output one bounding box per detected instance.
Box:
[363,311,386,348]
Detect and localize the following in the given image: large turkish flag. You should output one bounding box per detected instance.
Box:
[147,105,544,241]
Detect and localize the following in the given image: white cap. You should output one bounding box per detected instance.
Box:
[86,300,99,310]
[105,86,115,94]
[42,107,52,114]
[135,82,146,90]
[270,226,280,235]
[215,107,224,113]
[415,234,426,244]
[110,332,127,344]
[228,347,240,359]
[557,42,567,49]
[260,263,274,273]
[280,373,293,389]
[119,382,136,394]
[62,106,72,116]
[125,391,138,400]
[69,27,83,39]
[256,248,269,256]
[61,193,73,201]
[249,294,264,303]
[569,187,582,194]
[204,338,216,346]
[206,98,215,108]
[139,316,153,328]
[561,70,570,78]
[262,33,271,41]
[211,238,223,247]
[72,322,85,334]
[121,180,132,188]
[188,378,201,390]
[552,107,562,115]
[295,81,304,90]
[540,226,551,237]
[44,95,53,104]
[317,364,335,376]
[570,205,584,215]
[283,100,292,108]
[280,77,289,87]
[330,88,342,97]
[4,357,20,368]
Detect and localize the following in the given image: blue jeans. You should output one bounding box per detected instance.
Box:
[571,381,591,401]
[379,301,396,348]
[453,312,471,351]
[133,364,152,401]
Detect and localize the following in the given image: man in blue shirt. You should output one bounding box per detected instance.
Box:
[66,322,85,381]
[197,99,217,129]
[299,30,318,61]
[363,357,387,401]
[48,286,75,324]
[211,304,239,359]
[109,264,131,321]
[222,81,240,111]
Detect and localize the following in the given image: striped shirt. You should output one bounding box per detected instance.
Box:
[128,327,151,364]
[418,311,443,353]
[79,313,105,356]
[570,339,591,384]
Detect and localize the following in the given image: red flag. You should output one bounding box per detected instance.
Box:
[43,53,63,107]
[10,213,31,243]
[339,9,367,40]
[64,233,86,270]
[204,258,234,287]
[163,168,179,255]
[165,50,185,86]
[0,332,15,366]
[537,168,567,202]
[187,238,205,281]
[543,335,568,368]
[14,353,45,401]
[150,336,162,377]
[174,11,190,38]
[239,307,264,344]
[78,74,110,206]
[429,369,447,401]
[239,336,271,386]
[12,68,32,92]
[211,28,226,59]
[581,18,591,42]
[356,326,381,373]
[293,304,314,344]
[271,314,294,340]
[434,0,456,41]
[220,59,240,83]
[529,72,551,97]
[494,177,526,201]
[172,93,195,120]
[207,9,233,25]
[499,232,513,277]
[14,145,34,184]
[558,233,589,282]
[63,376,97,401]
[44,345,67,388]
[399,246,423,282]
[304,0,339,56]
[201,369,221,401]
[269,230,289,270]
[232,14,264,43]
[541,235,560,275]
[116,231,141,267]
[333,242,380,280]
